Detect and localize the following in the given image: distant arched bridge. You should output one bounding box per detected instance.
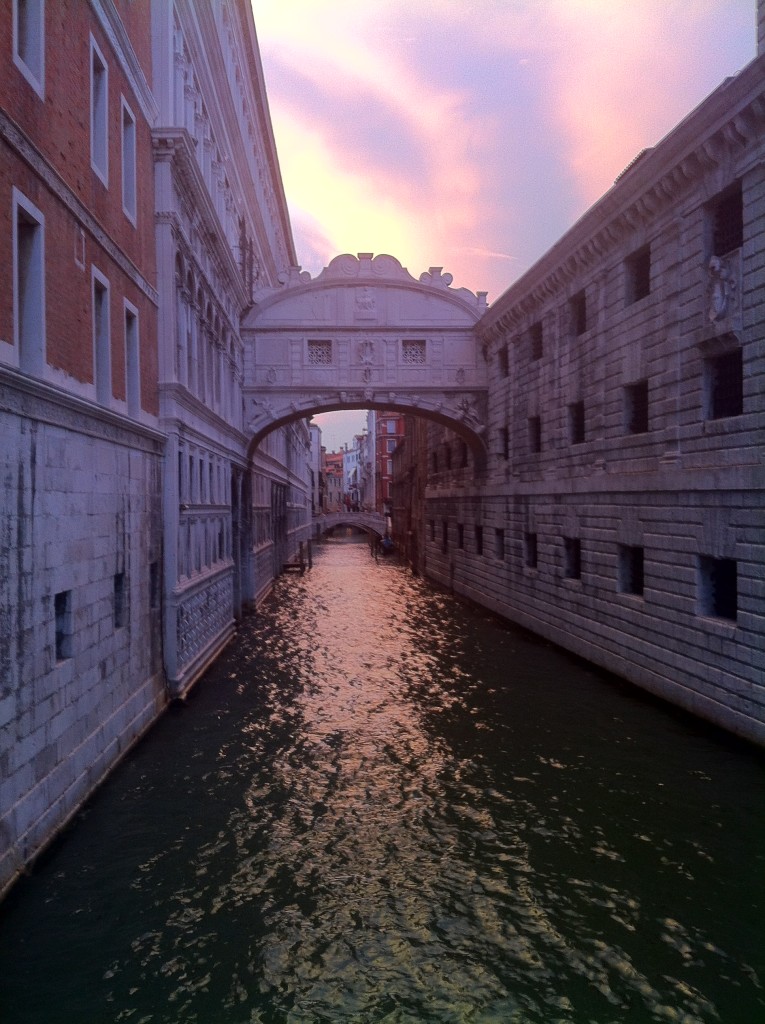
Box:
[314,510,389,539]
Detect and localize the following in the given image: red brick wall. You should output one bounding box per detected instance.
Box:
[1,0,158,415]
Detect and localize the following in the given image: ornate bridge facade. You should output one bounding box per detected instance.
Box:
[241,253,490,462]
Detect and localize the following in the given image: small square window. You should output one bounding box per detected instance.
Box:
[568,401,585,445]
[54,590,72,661]
[698,556,737,621]
[705,349,742,420]
[564,537,581,580]
[711,184,743,257]
[524,532,538,569]
[624,380,649,434]
[528,416,541,453]
[530,323,543,361]
[619,545,644,596]
[571,290,587,337]
[475,525,484,556]
[626,246,651,304]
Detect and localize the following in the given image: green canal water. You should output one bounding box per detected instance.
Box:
[1,537,763,1023]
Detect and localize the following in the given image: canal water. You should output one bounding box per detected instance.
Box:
[1,538,763,1024]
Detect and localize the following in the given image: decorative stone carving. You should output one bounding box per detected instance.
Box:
[357,339,375,364]
[707,255,736,322]
[455,396,485,433]
[355,287,377,319]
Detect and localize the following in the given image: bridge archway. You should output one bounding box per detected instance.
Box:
[241,253,489,466]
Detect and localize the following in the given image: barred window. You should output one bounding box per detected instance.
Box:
[402,339,426,364]
[307,340,332,365]
[698,556,737,621]
[705,349,743,419]
[619,545,644,596]
[626,246,651,303]
[624,380,649,434]
[711,184,743,257]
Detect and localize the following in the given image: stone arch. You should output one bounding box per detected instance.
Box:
[241,253,489,466]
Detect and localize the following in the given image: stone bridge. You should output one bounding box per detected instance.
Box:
[241,254,489,462]
[315,510,389,539]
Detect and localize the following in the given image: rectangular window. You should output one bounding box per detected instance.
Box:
[92,268,111,405]
[149,561,160,610]
[124,301,140,417]
[499,426,509,460]
[568,401,585,445]
[498,345,509,377]
[54,590,72,661]
[530,322,543,361]
[386,420,396,434]
[626,246,651,304]
[13,0,45,96]
[495,528,505,561]
[121,97,137,223]
[564,537,582,580]
[619,545,644,596]
[528,416,541,453]
[571,289,587,336]
[429,520,435,542]
[13,188,46,376]
[307,339,332,364]
[441,521,449,554]
[459,441,468,469]
[624,380,649,434]
[386,439,396,453]
[474,525,483,556]
[705,349,743,419]
[698,556,737,621]
[711,183,743,257]
[386,458,393,476]
[457,523,464,550]
[524,532,538,569]
[402,339,426,364]
[90,35,109,184]
[114,572,127,628]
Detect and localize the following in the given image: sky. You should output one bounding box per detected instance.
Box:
[250,0,757,450]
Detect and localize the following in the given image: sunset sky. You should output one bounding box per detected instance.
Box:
[250,0,757,449]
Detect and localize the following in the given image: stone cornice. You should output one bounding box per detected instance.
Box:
[0,365,165,453]
[478,56,765,343]
[0,109,159,306]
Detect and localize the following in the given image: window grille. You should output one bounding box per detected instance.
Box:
[307,340,332,365]
[402,340,426,364]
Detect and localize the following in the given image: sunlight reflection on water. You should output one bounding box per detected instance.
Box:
[1,538,763,1024]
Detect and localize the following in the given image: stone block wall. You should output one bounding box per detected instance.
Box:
[421,55,765,745]
[0,379,165,895]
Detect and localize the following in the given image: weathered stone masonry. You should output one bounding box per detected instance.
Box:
[421,53,765,745]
